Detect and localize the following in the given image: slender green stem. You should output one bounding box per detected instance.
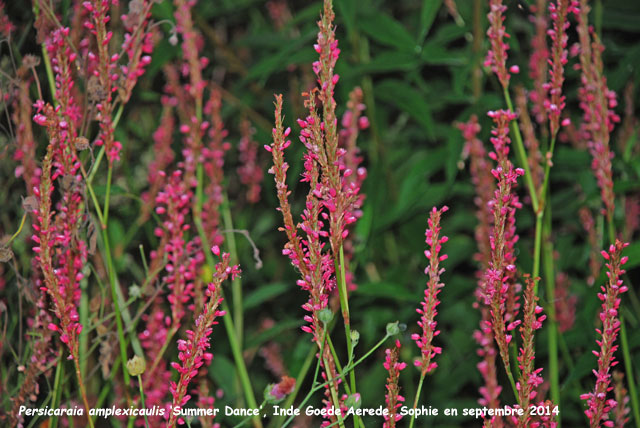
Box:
[335,246,358,416]
[7,213,27,245]
[325,335,351,395]
[620,315,640,428]
[87,147,104,185]
[503,88,539,213]
[103,165,113,224]
[505,365,519,402]
[282,333,391,428]
[147,326,177,376]
[532,212,543,292]
[79,275,89,378]
[49,350,63,428]
[543,213,560,424]
[408,374,426,428]
[102,227,131,389]
[607,217,616,244]
[33,0,57,105]
[137,374,151,428]
[222,193,243,345]
[539,137,557,205]
[322,352,346,428]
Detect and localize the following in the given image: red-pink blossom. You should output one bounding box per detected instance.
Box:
[412,206,448,375]
[581,240,630,428]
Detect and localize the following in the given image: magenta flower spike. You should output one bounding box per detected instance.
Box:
[412,206,449,376]
[581,240,630,428]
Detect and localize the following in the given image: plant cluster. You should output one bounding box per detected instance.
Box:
[0,0,638,427]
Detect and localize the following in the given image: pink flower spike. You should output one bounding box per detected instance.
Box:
[413,206,448,376]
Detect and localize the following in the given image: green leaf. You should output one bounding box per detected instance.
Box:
[623,241,640,270]
[336,0,356,35]
[244,30,315,84]
[375,79,435,139]
[341,50,420,79]
[245,319,302,349]
[358,12,418,52]
[418,0,443,44]
[356,282,418,301]
[209,355,237,397]
[243,282,288,310]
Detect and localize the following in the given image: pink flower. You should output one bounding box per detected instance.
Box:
[383,340,406,428]
[412,206,448,376]
[166,253,238,428]
[581,240,630,428]
[485,0,512,89]
[483,110,522,377]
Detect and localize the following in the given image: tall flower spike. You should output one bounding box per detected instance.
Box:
[237,119,264,204]
[576,0,619,222]
[267,2,367,423]
[154,170,197,330]
[483,109,524,376]
[579,206,602,286]
[459,117,503,418]
[516,276,547,427]
[580,240,630,428]
[166,251,238,428]
[383,340,406,428]
[412,206,448,375]
[528,0,550,126]
[516,87,544,191]
[485,0,514,89]
[612,371,631,427]
[545,0,578,138]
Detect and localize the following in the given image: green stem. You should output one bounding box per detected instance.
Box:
[102,227,131,389]
[335,246,358,409]
[322,352,346,428]
[620,315,640,428]
[533,212,543,293]
[543,214,560,424]
[505,365,519,402]
[103,165,113,224]
[33,0,57,104]
[49,350,63,428]
[281,333,391,428]
[222,193,243,346]
[503,88,539,213]
[539,136,557,206]
[7,213,27,245]
[408,374,426,428]
[607,216,616,244]
[137,374,151,428]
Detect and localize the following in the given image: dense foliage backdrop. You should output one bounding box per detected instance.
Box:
[1,0,640,427]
